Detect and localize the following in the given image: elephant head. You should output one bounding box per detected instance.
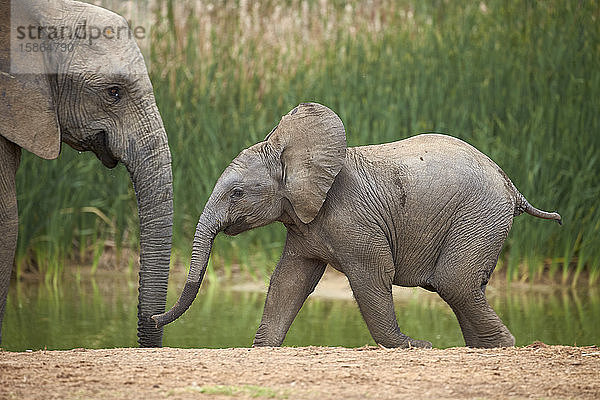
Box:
[0,0,173,346]
[152,103,346,327]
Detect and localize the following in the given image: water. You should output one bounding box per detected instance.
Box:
[2,271,598,351]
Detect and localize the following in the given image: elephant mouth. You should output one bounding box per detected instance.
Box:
[62,129,118,168]
[92,130,119,168]
[223,218,251,236]
[97,150,118,168]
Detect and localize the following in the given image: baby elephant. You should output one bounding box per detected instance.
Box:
[153,103,561,348]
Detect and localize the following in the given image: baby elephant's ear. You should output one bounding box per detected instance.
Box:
[268,102,346,224]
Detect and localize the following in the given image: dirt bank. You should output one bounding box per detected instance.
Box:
[1,343,598,399]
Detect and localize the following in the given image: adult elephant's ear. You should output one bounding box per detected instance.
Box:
[268,102,347,224]
[0,2,61,160]
[0,73,61,159]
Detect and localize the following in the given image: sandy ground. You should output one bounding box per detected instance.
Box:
[1,343,599,399]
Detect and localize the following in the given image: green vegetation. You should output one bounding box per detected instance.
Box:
[15,0,600,284]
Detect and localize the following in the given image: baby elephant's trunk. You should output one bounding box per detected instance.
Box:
[151,219,216,327]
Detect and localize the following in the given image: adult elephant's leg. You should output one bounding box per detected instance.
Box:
[0,137,21,345]
[253,241,326,347]
[433,217,515,348]
[345,250,432,348]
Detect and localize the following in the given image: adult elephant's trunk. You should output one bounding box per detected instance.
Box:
[122,122,174,347]
[151,213,217,328]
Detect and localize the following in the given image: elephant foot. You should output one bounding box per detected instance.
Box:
[252,324,285,347]
[378,337,433,349]
[402,337,433,349]
[408,338,433,348]
[467,329,515,348]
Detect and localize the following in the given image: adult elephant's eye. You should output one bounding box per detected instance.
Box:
[230,188,244,199]
[107,86,121,101]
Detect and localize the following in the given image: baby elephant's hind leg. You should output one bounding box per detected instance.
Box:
[345,252,432,349]
[433,223,515,348]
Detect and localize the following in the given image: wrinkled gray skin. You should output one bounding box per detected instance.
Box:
[0,0,173,347]
[153,103,561,348]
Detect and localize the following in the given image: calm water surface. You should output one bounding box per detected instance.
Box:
[3,270,598,350]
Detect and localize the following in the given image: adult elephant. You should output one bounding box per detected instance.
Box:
[0,0,173,347]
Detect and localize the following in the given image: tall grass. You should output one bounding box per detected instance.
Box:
[15,0,600,285]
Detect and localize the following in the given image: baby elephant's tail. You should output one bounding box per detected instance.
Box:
[514,191,562,225]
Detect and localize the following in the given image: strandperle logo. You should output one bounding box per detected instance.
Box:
[14,19,146,47]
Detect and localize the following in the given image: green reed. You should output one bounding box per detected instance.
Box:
[14,0,600,285]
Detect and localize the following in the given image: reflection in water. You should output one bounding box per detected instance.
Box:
[2,273,598,351]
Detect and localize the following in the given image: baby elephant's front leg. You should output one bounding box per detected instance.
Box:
[347,268,432,348]
[253,254,326,347]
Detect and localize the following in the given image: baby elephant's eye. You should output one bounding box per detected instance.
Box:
[230,188,244,199]
[107,86,121,101]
